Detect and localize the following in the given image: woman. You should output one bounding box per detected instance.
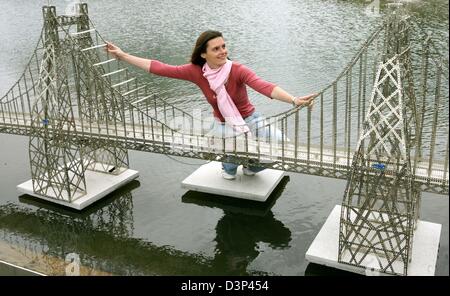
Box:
[106,30,316,180]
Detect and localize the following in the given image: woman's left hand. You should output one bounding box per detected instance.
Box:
[294,93,317,108]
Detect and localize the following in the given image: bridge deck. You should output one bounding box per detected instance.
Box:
[1,113,447,194]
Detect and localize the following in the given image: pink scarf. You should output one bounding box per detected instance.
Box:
[202,60,250,135]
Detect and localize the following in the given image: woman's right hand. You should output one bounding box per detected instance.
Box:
[105,42,125,59]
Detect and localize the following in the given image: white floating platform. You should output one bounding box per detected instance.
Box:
[306,205,442,276]
[17,169,139,210]
[181,161,285,202]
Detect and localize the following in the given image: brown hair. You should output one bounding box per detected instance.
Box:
[190,30,223,66]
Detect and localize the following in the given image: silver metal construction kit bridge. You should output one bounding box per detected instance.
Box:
[0,3,448,275]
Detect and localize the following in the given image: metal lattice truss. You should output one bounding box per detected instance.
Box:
[29,10,87,201]
[339,15,421,275]
[360,57,407,160]
[28,5,129,202]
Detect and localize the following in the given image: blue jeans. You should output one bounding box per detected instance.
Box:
[209,112,283,175]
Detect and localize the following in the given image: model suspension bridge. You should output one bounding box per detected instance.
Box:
[0,3,448,275]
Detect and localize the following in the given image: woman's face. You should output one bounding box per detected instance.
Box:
[201,37,228,68]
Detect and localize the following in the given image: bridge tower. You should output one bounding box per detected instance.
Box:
[305,6,443,276]
[21,4,138,209]
[338,12,421,275]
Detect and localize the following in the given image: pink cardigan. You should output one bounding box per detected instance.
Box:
[149,60,277,122]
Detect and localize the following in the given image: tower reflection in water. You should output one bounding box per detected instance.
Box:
[0,181,139,275]
[181,176,292,275]
[0,177,292,275]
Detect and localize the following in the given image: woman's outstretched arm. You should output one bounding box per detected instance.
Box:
[240,64,316,108]
[105,42,151,72]
[105,42,195,81]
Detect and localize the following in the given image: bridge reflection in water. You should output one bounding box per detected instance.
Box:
[0,177,293,275]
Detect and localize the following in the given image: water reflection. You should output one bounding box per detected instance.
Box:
[0,181,140,275]
[18,180,140,238]
[0,177,292,275]
[182,176,292,275]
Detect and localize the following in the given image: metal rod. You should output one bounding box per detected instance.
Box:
[427,64,441,179]
[443,131,449,186]
[333,82,338,168]
[17,82,27,126]
[307,104,311,164]
[132,94,153,105]
[131,107,136,141]
[102,68,126,77]
[70,28,95,35]
[93,58,116,67]
[112,78,135,88]
[417,36,430,161]
[294,109,299,162]
[320,92,324,167]
[357,51,364,141]
[80,43,106,52]
[281,118,285,167]
[123,85,146,96]
[347,67,352,168]
[345,72,349,150]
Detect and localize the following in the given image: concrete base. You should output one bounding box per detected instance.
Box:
[305,205,442,276]
[181,161,285,202]
[17,168,139,210]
